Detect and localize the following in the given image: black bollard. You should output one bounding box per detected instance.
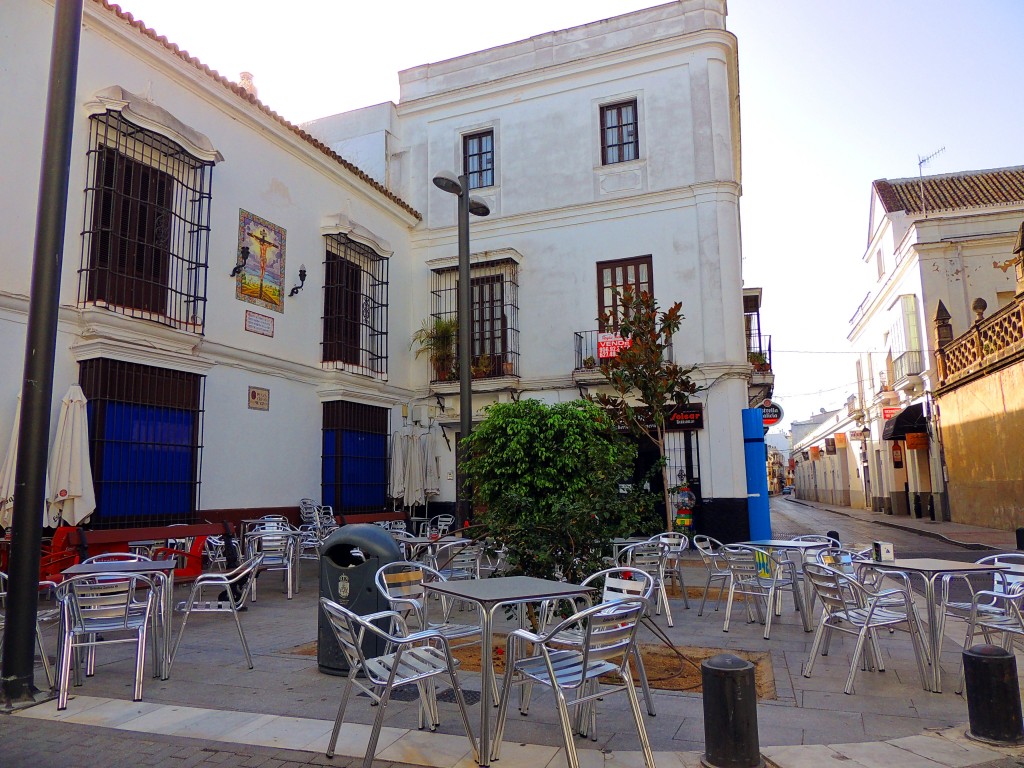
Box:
[1016,528,1024,551]
[701,654,763,768]
[963,645,1024,745]
[913,493,923,519]
[826,530,840,544]
[927,496,935,521]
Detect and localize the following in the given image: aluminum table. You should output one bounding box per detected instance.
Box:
[425,575,592,766]
[860,557,1007,692]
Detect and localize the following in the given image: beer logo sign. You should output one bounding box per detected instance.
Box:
[760,399,784,427]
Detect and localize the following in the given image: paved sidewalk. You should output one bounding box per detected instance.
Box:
[786,496,1019,550]
[4,527,1024,768]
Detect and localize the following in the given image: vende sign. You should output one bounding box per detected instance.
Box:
[760,399,784,427]
[597,332,631,359]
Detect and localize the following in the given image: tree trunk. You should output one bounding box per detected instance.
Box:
[657,429,673,531]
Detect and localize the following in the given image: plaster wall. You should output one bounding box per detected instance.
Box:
[937,361,1024,530]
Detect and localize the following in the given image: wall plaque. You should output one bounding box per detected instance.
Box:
[244,310,274,337]
[248,386,270,411]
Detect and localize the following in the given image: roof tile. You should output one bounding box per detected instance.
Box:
[873,166,1024,215]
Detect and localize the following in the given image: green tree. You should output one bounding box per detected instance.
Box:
[593,288,700,530]
[460,398,650,584]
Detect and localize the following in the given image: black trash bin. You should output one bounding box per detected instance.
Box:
[318,524,402,675]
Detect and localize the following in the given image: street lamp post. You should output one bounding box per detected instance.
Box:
[431,171,489,525]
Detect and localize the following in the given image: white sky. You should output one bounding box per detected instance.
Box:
[113,0,1024,432]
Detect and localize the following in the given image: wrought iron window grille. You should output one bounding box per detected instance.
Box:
[322,234,389,377]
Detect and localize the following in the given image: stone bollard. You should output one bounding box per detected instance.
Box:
[701,654,763,768]
[1016,527,1024,551]
[963,645,1024,745]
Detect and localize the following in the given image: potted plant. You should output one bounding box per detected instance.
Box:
[582,355,597,370]
[748,351,769,372]
[411,317,458,382]
[472,353,492,379]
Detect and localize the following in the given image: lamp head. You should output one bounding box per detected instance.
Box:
[432,170,463,196]
[468,196,490,217]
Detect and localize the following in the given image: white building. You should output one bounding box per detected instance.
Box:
[797,167,1024,517]
[2,0,753,539]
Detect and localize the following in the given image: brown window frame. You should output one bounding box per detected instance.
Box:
[597,255,653,330]
[463,130,494,190]
[600,100,639,165]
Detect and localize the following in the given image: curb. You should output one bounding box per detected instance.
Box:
[784,498,995,551]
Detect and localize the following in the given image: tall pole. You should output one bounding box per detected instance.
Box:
[457,175,473,525]
[2,0,83,705]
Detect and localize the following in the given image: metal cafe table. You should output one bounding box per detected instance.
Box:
[61,558,177,679]
[859,557,1008,693]
[425,575,593,766]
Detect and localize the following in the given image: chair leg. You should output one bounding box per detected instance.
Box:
[361,681,395,768]
[632,644,656,716]
[326,669,357,758]
[802,619,828,678]
[35,621,55,689]
[134,624,148,702]
[622,669,657,768]
[232,605,254,669]
[845,628,869,694]
[491,661,519,757]
[552,687,581,768]
[660,580,674,627]
[698,574,713,616]
[57,632,74,710]
[443,658,480,764]
[763,586,776,640]
[723,581,737,632]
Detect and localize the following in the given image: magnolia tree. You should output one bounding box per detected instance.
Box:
[593,288,700,530]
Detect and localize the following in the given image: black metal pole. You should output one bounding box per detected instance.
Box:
[2,0,83,705]
[457,176,472,526]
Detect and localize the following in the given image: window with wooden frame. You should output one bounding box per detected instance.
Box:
[597,255,653,329]
[600,100,638,165]
[79,111,214,331]
[428,259,520,380]
[463,130,494,190]
[322,233,389,376]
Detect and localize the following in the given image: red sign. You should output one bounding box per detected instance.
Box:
[882,406,902,420]
[905,432,929,450]
[597,332,631,359]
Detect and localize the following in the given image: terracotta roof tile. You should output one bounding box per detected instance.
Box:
[873,166,1024,215]
[93,1,421,220]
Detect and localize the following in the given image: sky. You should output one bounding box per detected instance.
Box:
[113,0,1024,433]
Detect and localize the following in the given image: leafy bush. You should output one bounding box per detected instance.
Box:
[461,398,652,583]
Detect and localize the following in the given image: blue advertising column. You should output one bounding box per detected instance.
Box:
[742,408,772,540]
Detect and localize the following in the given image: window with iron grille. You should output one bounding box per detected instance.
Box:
[79,112,214,331]
[597,255,653,329]
[600,100,638,165]
[463,130,494,189]
[322,401,389,513]
[429,259,520,380]
[322,234,389,376]
[79,358,204,528]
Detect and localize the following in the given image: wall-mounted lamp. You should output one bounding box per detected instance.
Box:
[230,246,250,277]
[288,264,307,296]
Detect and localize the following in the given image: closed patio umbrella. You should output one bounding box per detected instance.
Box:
[47,384,95,527]
[403,432,426,509]
[388,430,406,507]
[424,430,440,499]
[0,393,52,529]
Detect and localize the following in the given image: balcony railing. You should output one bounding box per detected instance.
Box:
[937,295,1024,388]
[747,333,772,373]
[891,350,924,383]
[573,329,674,371]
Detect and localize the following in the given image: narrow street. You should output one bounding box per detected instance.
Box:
[768,495,981,560]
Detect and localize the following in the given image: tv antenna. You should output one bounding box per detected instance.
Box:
[917,146,945,218]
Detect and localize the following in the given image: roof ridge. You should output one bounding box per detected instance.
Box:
[94,1,420,220]
[881,165,1024,186]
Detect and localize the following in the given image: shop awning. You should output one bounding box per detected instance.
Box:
[882,403,926,441]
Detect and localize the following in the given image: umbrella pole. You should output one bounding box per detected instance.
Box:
[2,0,84,707]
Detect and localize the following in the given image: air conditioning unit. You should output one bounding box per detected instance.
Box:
[412,405,429,425]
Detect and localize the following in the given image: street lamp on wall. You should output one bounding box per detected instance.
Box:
[230,246,250,277]
[432,170,490,525]
[288,264,307,296]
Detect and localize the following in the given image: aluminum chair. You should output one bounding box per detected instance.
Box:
[420,512,455,537]
[430,540,481,581]
[939,553,1024,644]
[693,535,730,616]
[492,597,655,768]
[956,581,1024,694]
[319,597,479,768]
[55,573,155,709]
[245,528,298,599]
[536,567,658,717]
[649,532,690,609]
[170,554,263,672]
[0,571,57,688]
[802,562,929,695]
[618,541,675,626]
[721,544,804,639]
